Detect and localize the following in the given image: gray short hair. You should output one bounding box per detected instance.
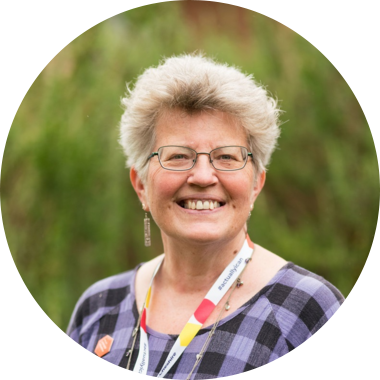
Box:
[119,53,281,183]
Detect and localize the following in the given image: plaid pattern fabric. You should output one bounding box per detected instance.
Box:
[67,262,344,379]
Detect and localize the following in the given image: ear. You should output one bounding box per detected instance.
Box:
[130,167,149,211]
[250,170,266,208]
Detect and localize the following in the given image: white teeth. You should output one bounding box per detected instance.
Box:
[182,200,222,210]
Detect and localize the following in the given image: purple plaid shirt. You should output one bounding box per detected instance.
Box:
[67,262,344,379]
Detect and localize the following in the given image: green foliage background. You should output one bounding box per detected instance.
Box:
[1,2,378,330]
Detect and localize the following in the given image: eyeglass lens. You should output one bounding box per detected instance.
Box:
[158,146,248,171]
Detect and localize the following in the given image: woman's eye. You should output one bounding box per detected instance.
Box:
[170,154,187,160]
[216,154,235,160]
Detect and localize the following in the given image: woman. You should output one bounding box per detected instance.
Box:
[67,54,344,379]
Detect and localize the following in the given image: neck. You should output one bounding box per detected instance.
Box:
[157,231,247,294]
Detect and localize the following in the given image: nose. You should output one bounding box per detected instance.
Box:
[187,153,218,187]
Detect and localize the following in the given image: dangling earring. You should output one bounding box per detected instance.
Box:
[249,204,254,218]
[247,204,254,228]
[142,203,151,247]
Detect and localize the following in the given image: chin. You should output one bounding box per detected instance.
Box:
[173,228,230,245]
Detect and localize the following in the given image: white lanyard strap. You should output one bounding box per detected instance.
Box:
[133,236,254,377]
[134,260,162,375]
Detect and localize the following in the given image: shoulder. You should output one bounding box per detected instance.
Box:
[266,263,344,310]
[66,268,137,338]
[263,263,344,348]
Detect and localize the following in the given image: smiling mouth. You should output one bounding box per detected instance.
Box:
[178,200,225,210]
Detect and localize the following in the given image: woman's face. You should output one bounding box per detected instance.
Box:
[131,109,265,247]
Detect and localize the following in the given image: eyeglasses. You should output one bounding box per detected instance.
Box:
[147,146,253,171]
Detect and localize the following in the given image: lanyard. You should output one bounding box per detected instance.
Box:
[133,235,254,377]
